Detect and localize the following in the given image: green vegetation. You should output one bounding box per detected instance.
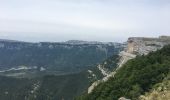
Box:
[0,54,120,100]
[0,76,35,100]
[100,55,119,71]
[36,72,90,100]
[77,45,170,100]
[0,71,90,100]
[0,41,121,100]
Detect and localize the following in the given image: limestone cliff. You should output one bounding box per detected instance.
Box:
[88,35,170,94]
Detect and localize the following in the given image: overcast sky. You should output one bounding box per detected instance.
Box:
[0,0,170,42]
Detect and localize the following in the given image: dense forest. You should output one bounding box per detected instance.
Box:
[0,71,93,100]
[0,55,120,100]
[76,45,170,100]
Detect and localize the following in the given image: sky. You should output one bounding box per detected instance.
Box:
[0,0,170,42]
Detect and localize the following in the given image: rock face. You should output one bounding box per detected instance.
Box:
[119,36,170,70]
[127,36,170,55]
[119,97,131,100]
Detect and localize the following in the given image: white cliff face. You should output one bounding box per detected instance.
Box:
[87,64,113,93]
[88,44,137,94]
[87,49,136,94]
[88,80,101,94]
[97,64,109,76]
[119,97,131,100]
[127,36,170,55]
[0,66,38,73]
[87,64,109,93]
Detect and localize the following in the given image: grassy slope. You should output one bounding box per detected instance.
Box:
[139,73,170,100]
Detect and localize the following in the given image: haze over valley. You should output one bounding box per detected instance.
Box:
[0,0,170,100]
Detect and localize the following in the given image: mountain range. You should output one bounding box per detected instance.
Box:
[1,36,170,100]
[0,39,123,100]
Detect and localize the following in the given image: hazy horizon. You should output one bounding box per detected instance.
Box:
[0,0,170,42]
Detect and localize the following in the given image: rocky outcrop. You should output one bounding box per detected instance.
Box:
[119,97,131,100]
[88,35,170,94]
[127,36,170,55]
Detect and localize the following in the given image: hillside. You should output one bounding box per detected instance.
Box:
[0,70,96,100]
[139,73,170,100]
[0,40,122,77]
[0,39,122,100]
[76,45,170,100]
[0,54,120,100]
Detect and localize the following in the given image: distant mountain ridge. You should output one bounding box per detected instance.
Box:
[0,39,23,42]
[0,39,123,77]
[0,39,123,100]
[0,39,120,44]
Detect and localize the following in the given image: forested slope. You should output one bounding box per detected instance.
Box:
[77,45,170,100]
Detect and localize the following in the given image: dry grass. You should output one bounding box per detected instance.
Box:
[139,80,170,100]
